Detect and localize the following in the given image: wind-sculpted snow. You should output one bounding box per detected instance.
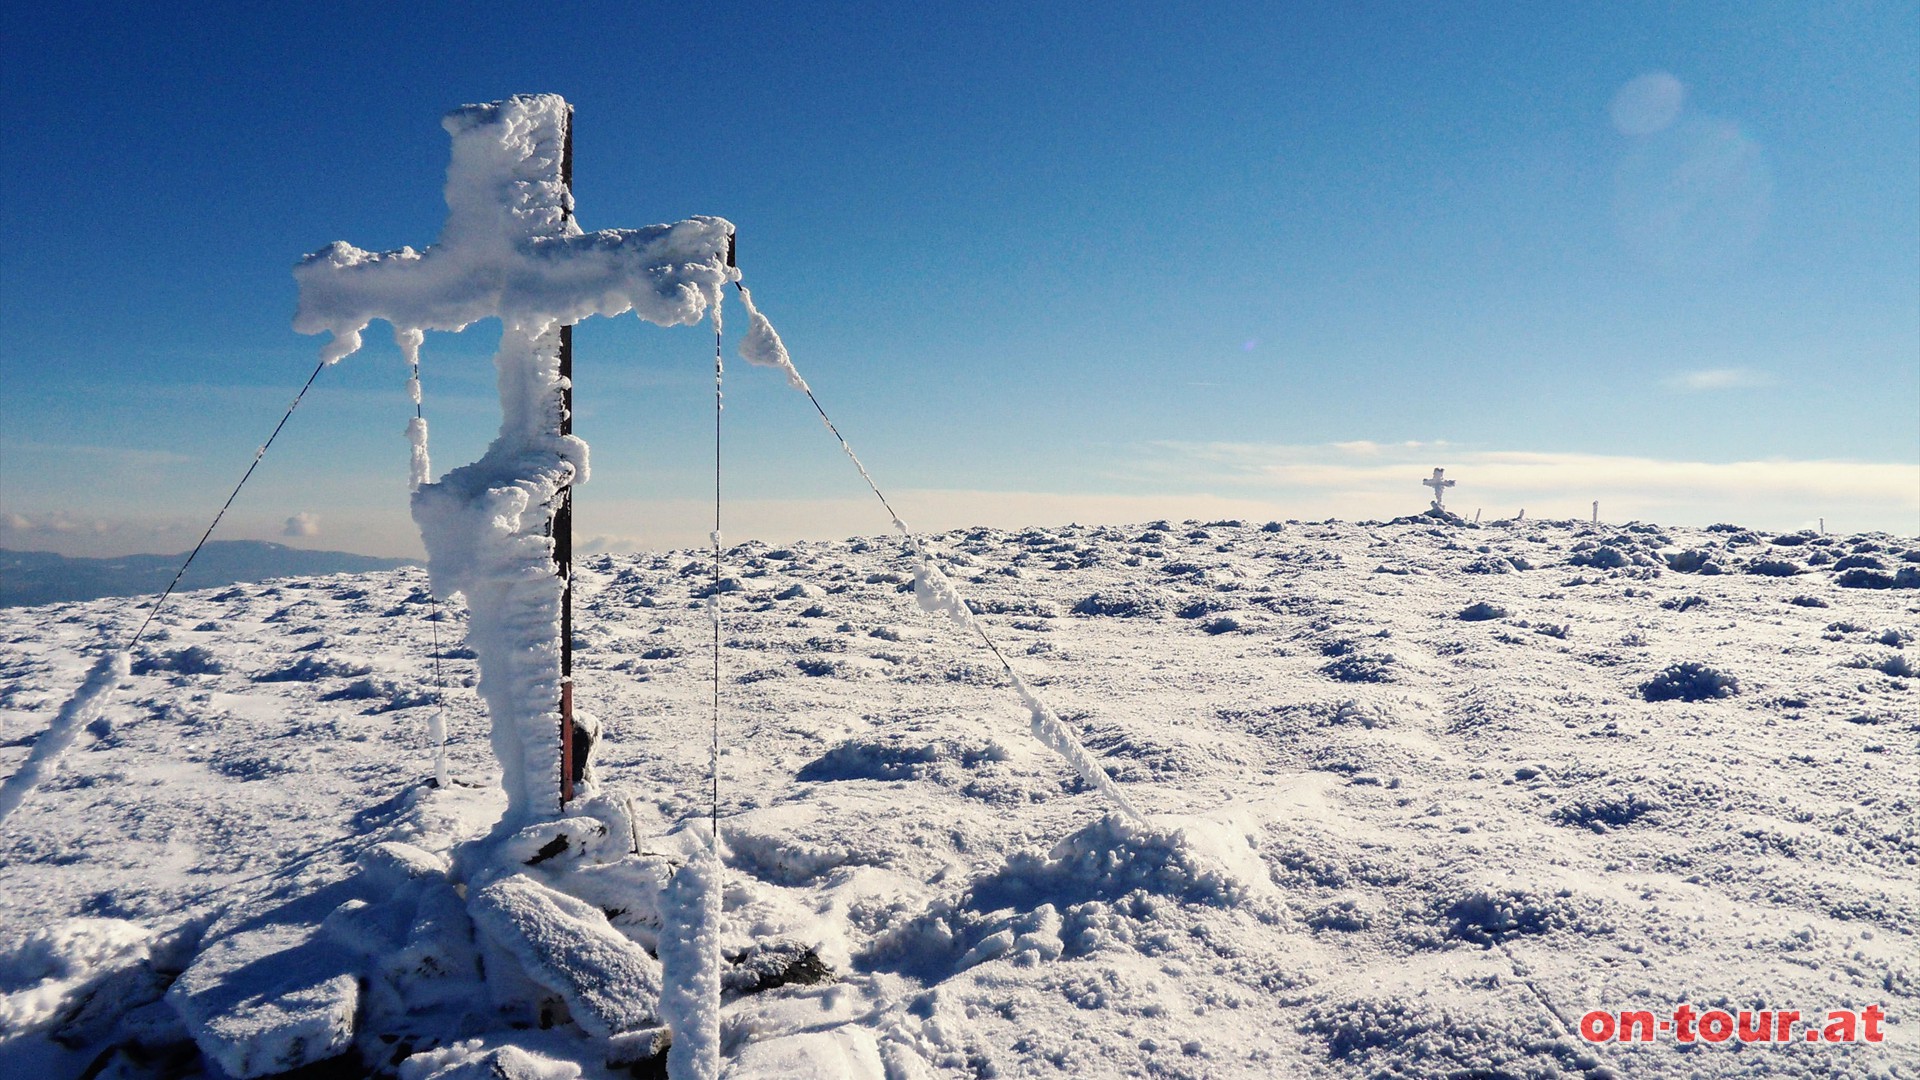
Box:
[398,1040,583,1079]
[0,518,1916,1076]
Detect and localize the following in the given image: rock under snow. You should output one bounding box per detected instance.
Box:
[0,917,153,1035]
[722,1029,886,1079]
[468,873,663,1038]
[167,876,363,1078]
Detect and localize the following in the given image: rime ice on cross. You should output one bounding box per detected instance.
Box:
[1423,467,1456,511]
[293,94,736,824]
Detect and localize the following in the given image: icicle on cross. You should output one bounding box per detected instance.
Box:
[293,94,736,823]
[1423,467,1456,511]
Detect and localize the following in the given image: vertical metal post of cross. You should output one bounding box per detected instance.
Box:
[555,109,582,808]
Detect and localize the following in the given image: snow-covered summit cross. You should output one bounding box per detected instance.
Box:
[293,94,737,824]
[1423,467,1456,511]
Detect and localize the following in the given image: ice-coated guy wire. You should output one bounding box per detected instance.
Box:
[709,288,725,842]
[728,276,1143,821]
[128,355,331,649]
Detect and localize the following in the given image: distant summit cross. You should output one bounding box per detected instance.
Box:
[1423,467,1456,511]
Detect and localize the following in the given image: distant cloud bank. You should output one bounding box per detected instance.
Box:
[2,512,116,538]
[10,441,1914,560]
[1137,441,1917,534]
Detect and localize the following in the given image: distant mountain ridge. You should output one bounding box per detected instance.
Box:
[0,541,415,608]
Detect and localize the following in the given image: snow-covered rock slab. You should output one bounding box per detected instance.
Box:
[381,877,483,1010]
[468,873,662,1038]
[0,917,153,1035]
[722,1029,886,1079]
[167,877,363,1078]
[358,839,451,891]
[1146,810,1276,902]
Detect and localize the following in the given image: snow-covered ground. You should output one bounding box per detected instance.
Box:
[1,516,1915,1078]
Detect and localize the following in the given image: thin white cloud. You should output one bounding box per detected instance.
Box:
[0,439,193,466]
[14,441,1912,562]
[283,512,321,538]
[0,512,114,537]
[0,509,401,559]
[576,442,1910,544]
[1327,439,1452,457]
[1611,72,1686,137]
[578,534,645,555]
[1662,368,1774,391]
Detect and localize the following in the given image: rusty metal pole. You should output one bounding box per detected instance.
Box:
[557,106,577,808]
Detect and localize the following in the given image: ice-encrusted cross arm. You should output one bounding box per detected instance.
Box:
[293,94,735,367]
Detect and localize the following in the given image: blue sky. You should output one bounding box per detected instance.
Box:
[3,1,1915,556]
